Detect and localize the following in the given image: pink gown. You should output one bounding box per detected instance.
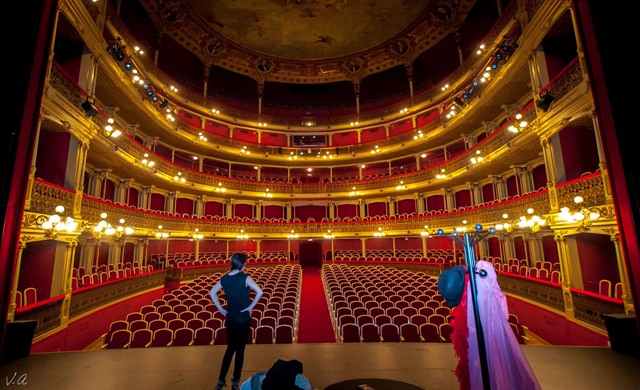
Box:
[466,260,541,390]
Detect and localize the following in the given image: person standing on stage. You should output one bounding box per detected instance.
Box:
[210,252,263,390]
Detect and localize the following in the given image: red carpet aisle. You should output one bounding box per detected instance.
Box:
[296,266,336,343]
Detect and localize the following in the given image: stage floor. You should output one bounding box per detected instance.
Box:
[1,343,639,389]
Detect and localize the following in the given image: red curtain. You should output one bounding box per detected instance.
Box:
[368,202,387,217]
[175,198,194,215]
[150,193,165,211]
[264,204,284,219]
[426,194,444,211]
[397,199,416,214]
[234,203,253,218]
[455,189,472,208]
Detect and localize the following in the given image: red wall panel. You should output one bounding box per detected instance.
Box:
[577,233,620,293]
[36,132,70,187]
[19,241,56,300]
[177,111,201,128]
[234,203,253,218]
[262,132,288,146]
[233,129,258,143]
[264,204,284,219]
[176,197,194,215]
[337,204,358,218]
[454,189,471,208]
[426,194,445,211]
[204,121,230,137]
[397,199,416,214]
[368,202,387,217]
[332,131,358,146]
[360,127,386,143]
[204,201,224,217]
[294,205,326,221]
[150,193,165,211]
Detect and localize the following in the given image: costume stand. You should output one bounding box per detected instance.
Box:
[438,224,495,390]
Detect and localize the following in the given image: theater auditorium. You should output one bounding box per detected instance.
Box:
[2,0,639,389]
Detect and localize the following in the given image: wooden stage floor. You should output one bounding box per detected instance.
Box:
[1,343,639,389]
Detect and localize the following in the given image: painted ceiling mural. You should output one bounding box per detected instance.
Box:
[139,0,478,83]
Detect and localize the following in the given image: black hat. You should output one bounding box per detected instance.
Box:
[262,359,304,390]
[437,265,466,307]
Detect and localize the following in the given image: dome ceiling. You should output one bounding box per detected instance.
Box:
[138,0,478,84]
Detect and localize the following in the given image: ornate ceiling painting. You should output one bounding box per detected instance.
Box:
[139,0,477,84]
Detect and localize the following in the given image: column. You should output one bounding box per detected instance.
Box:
[555,233,575,317]
[470,182,481,206]
[462,134,476,149]
[60,239,78,324]
[194,239,200,263]
[489,175,506,200]
[195,195,204,217]
[140,186,153,209]
[91,169,109,198]
[416,193,425,214]
[387,197,397,217]
[590,112,612,201]
[226,199,234,219]
[360,238,366,258]
[24,117,44,210]
[444,189,455,212]
[166,192,177,214]
[255,200,263,220]
[72,141,90,218]
[114,179,132,204]
[611,234,635,315]
[540,137,560,211]
[7,240,27,321]
[527,234,544,266]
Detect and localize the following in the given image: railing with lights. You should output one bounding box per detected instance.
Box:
[28,174,609,240]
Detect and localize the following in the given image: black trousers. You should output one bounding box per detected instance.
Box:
[218,317,251,383]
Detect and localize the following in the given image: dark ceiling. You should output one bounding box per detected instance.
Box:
[110,0,504,114]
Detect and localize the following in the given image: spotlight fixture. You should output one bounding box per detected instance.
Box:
[454,97,464,107]
[159,99,169,109]
[81,97,99,118]
[536,91,555,112]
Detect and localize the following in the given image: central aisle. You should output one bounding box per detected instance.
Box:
[296,266,336,343]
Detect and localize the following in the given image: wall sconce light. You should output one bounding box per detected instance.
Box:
[42,205,78,237]
[154,225,170,239]
[559,195,600,228]
[374,227,385,237]
[91,213,131,239]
